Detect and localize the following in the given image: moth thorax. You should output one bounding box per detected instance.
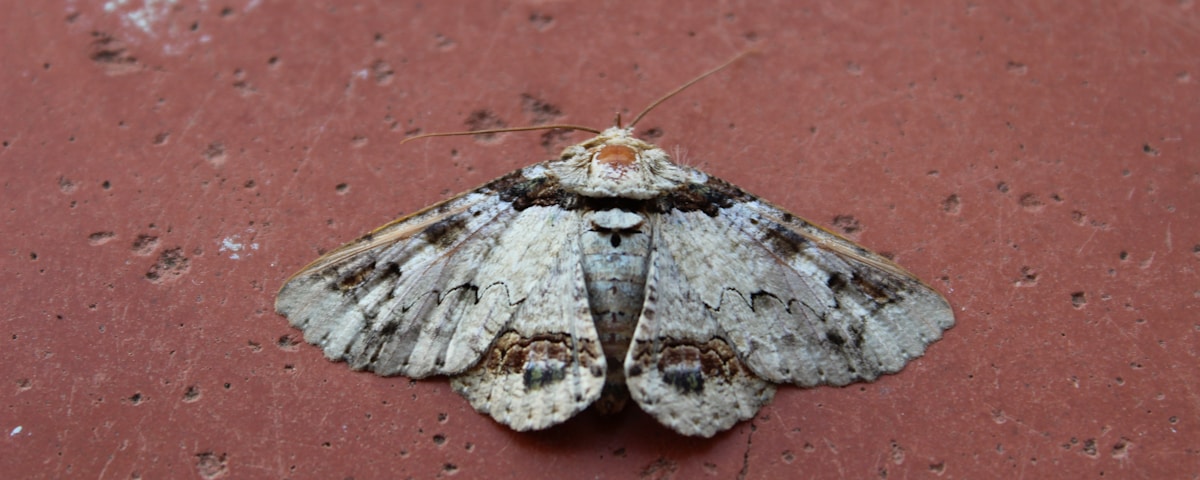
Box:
[594,144,639,172]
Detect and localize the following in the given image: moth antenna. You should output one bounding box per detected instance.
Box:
[400,50,755,145]
[398,124,602,146]
[627,49,757,129]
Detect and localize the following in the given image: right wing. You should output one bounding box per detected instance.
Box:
[648,183,954,389]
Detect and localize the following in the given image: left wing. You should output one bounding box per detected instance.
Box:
[276,187,528,378]
[450,240,605,431]
[275,168,606,430]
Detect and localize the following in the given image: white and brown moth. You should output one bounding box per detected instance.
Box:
[276,60,955,438]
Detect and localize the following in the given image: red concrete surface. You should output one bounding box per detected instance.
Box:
[4,1,1197,478]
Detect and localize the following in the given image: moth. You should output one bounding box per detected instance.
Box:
[275,58,955,437]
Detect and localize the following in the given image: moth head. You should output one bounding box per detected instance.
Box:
[551,127,692,199]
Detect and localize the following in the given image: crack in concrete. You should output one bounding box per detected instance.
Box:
[737,420,758,479]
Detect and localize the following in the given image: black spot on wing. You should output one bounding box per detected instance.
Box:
[523,363,566,390]
[663,368,705,394]
[376,319,400,338]
[826,272,849,291]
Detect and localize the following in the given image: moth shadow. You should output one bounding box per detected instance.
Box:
[504,407,734,456]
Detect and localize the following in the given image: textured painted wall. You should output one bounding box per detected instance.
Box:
[3,1,1196,478]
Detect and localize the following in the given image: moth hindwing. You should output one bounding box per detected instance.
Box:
[275,127,955,437]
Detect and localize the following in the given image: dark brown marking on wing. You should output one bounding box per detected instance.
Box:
[481,332,604,392]
[701,176,754,202]
[335,264,374,291]
[630,337,748,396]
[661,183,730,216]
[496,175,570,210]
[853,271,901,305]
[656,177,751,216]
[760,221,812,259]
[821,321,870,377]
[334,259,402,292]
[422,214,469,247]
[826,271,849,292]
[491,166,762,218]
[483,169,529,193]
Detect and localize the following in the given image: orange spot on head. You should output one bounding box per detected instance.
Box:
[596,144,638,168]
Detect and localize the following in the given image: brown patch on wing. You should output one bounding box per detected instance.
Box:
[628,337,749,395]
[331,257,402,293]
[852,271,900,304]
[660,177,750,216]
[481,332,604,391]
[759,221,812,259]
[421,214,470,248]
[496,175,571,210]
[335,264,374,291]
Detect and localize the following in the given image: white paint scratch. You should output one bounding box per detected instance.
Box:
[219,233,258,260]
[103,0,182,36]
